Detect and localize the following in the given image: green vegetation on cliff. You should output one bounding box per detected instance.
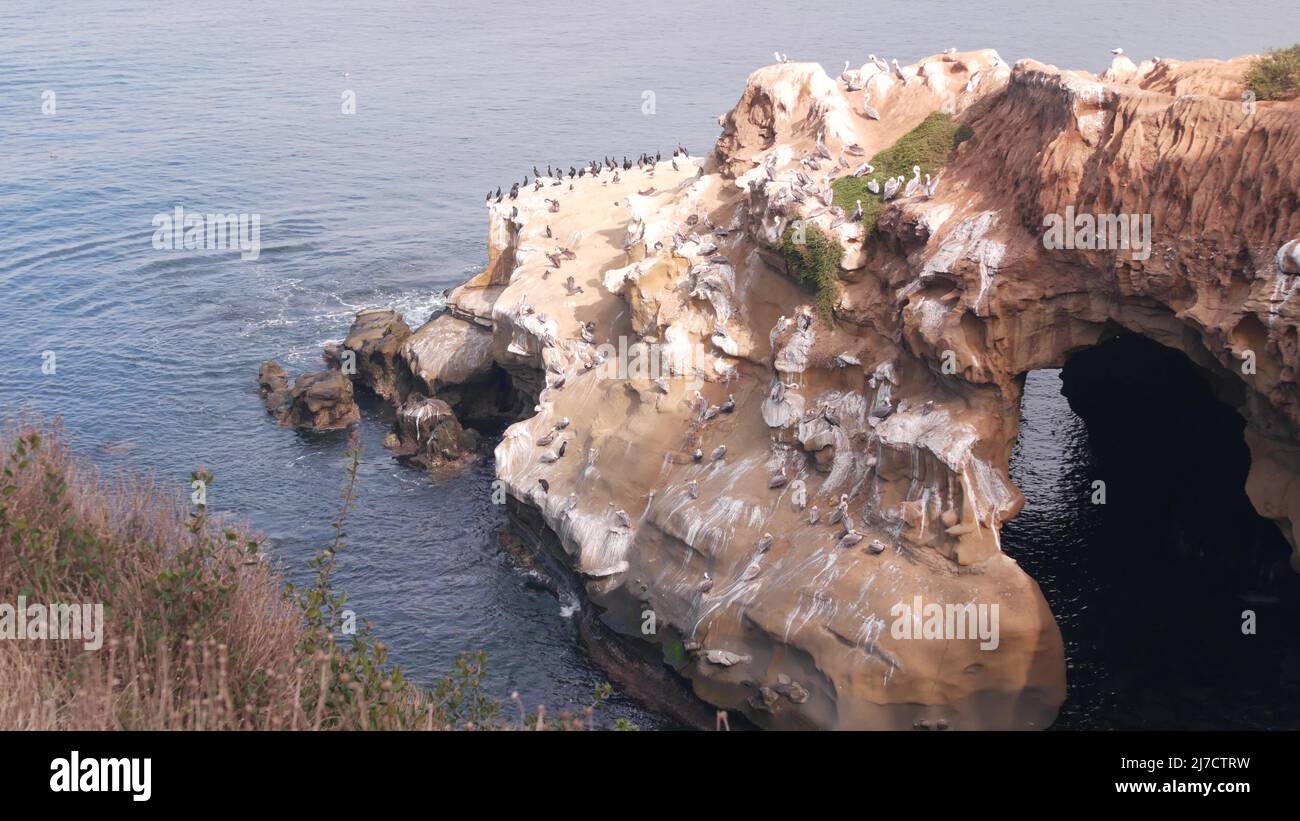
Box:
[832,111,973,232]
[1246,44,1300,101]
[778,222,843,323]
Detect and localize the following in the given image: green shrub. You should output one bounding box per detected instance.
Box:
[778,222,843,323]
[1246,44,1300,101]
[832,111,972,233]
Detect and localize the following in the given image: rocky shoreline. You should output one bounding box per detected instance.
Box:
[260,48,1300,729]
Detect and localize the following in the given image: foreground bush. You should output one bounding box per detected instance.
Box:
[0,420,624,730]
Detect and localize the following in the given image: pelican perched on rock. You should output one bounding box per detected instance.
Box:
[903,165,921,198]
[720,394,735,413]
[756,533,774,553]
[870,54,888,73]
[924,173,937,198]
[835,530,864,550]
[882,175,901,200]
[849,199,863,221]
[828,494,850,525]
[1111,47,1124,55]
[774,51,789,63]
[808,505,820,526]
[841,61,866,91]
[709,445,727,463]
[863,101,881,120]
[891,58,905,79]
[686,480,700,499]
[852,161,875,177]
[866,177,880,195]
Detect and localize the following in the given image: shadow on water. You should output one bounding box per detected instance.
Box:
[1003,334,1300,729]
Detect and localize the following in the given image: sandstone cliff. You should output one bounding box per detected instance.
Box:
[294,50,1300,729]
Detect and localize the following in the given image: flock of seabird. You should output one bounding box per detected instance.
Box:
[486,147,691,205]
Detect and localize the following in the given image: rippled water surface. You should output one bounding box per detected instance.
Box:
[2,0,1296,727]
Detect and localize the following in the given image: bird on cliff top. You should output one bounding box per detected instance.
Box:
[883,175,902,200]
[867,178,881,195]
[756,533,774,553]
[903,165,921,198]
[1111,47,1124,55]
[720,394,735,413]
[554,417,570,430]
[536,430,556,447]
[774,51,788,63]
[699,572,714,593]
[693,448,704,463]
[891,58,905,79]
[925,173,937,199]
[709,445,726,463]
[808,505,820,526]
[849,199,863,222]
[686,480,700,499]
[613,508,633,529]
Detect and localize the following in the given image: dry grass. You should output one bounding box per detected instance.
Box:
[0,418,633,730]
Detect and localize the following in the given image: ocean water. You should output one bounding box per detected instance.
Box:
[2,0,1297,729]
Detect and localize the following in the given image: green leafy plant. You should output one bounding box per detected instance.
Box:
[778,222,843,323]
[1245,44,1300,101]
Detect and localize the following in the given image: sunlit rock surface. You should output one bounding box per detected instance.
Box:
[337,50,1300,729]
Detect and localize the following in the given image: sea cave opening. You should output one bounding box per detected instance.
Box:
[1002,331,1300,729]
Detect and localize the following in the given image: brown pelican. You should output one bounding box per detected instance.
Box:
[698,572,713,593]
[924,173,937,198]
[882,175,902,200]
[866,177,880,195]
[768,470,788,488]
[835,530,864,550]
[903,165,921,198]
[686,480,700,499]
[868,539,887,554]
[554,417,570,429]
[849,199,863,221]
[720,394,735,413]
[828,494,850,525]
[808,505,820,525]
[756,533,774,553]
[709,445,726,463]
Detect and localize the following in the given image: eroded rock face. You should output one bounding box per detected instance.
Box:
[342,308,413,404]
[259,361,360,431]
[387,396,481,472]
[281,49,1300,729]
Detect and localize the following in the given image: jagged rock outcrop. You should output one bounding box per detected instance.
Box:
[258,362,360,430]
[386,395,481,472]
[341,308,413,405]
[294,49,1300,729]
